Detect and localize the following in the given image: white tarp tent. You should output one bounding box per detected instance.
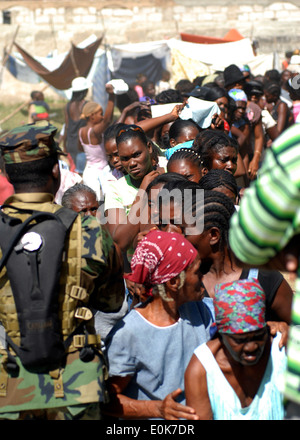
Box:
[167,37,256,71]
[3,36,276,109]
[107,40,171,71]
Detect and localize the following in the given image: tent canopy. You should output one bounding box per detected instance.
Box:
[13,36,102,90]
[107,39,170,86]
[5,34,276,108]
[180,29,245,45]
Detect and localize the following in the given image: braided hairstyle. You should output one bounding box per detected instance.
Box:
[158,179,202,230]
[201,189,236,253]
[116,124,148,147]
[145,172,188,195]
[61,183,97,209]
[192,129,238,170]
[103,122,127,144]
[167,148,202,171]
[198,169,239,202]
[159,180,236,263]
[263,81,281,100]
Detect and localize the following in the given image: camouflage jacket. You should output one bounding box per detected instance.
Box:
[0,193,124,417]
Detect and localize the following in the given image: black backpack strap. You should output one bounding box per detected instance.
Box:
[0,206,78,272]
[0,211,53,271]
[52,206,79,231]
[1,204,78,230]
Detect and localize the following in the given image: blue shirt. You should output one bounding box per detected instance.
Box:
[105,300,213,404]
[194,333,286,420]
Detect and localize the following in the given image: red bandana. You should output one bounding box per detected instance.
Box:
[125,230,197,295]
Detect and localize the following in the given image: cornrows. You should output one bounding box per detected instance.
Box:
[202,190,235,234]
[167,148,203,167]
[161,182,235,239]
[192,129,239,169]
[201,190,236,268]
[198,169,239,199]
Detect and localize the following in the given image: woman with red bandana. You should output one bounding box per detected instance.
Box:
[185,279,287,420]
[103,230,213,420]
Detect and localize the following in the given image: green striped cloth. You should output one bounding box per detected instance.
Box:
[229,123,300,404]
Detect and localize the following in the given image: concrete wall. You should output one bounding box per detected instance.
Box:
[0,1,299,55]
[0,1,299,103]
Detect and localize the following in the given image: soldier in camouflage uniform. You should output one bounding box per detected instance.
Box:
[0,123,125,420]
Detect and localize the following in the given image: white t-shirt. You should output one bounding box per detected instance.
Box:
[104,174,139,261]
[104,174,138,215]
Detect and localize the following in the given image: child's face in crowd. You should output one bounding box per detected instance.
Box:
[105,138,125,173]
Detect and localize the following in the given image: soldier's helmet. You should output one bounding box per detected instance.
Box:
[0,122,66,165]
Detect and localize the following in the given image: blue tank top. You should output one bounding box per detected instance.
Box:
[194,333,286,420]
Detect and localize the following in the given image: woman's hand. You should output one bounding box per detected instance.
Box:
[140,169,164,191]
[158,388,200,420]
[105,83,115,95]
[267,321,289,349]
[170,104,185,120]
[210,113,224,130]
[248,156,260,180]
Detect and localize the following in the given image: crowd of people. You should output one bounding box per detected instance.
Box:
[0,55,299,421]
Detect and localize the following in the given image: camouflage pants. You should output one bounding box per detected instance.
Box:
[1,403,101,420]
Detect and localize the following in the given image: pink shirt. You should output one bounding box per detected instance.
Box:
[292,102,300,122]
[79,127,108,170]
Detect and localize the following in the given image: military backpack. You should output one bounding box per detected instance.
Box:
[0,205,79,373]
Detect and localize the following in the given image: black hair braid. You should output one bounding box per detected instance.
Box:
[192,130,238,169]
[115,124,148,146]
[202,190,236,266]
[157,182,235,268]
[167,148,202,168]
[264,81,281,99]
[61,183,97,209]
[159,179,202,225]
[198,169,239,198]
[145,172,188,195]
[103,122,128,142]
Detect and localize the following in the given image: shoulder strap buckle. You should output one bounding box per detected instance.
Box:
[70,286,88,301]
[75,307,93,321]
